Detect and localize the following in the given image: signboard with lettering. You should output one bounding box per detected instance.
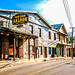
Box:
[12,13,28,25]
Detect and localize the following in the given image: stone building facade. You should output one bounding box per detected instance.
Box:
[0,9,57,60]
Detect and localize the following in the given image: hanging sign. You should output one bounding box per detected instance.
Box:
[12,13,28,25]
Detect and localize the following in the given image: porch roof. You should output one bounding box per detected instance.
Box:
[0,27,38,38]
[57,43,72,46]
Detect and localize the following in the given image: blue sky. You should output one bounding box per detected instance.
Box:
[0,0,75,34]
[0,0,48,11]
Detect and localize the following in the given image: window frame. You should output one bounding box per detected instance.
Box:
[38,28,41,37]
[49,31,51,39]
[54,33,56,40]
[29,25,33,34]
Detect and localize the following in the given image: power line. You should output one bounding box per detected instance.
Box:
[62,0,74,59]
[62,0,73,27]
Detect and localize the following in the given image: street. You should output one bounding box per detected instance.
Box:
[0,59,75,75]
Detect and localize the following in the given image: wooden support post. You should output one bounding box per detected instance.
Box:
[13,34,16,61]
[72,28,73,59]
[35,47,37,58]
[28,38,30,60]
[34,38,36,59]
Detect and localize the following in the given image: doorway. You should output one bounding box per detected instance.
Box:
[2,36,9,59]
[9,34,14,57]
[19,38,23,58]
[62,48,64,57]
[51,48,55,57]
[69,48,70,57]
[44,47,47,58]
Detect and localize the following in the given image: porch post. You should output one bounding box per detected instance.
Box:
[33,38,36,59]
[28,38,30,60]
[13,37,16,61]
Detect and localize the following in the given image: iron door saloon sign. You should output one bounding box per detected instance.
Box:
[12,13,28,25]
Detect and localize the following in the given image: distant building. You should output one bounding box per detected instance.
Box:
[66,35,75,56]
[51,24,71,57]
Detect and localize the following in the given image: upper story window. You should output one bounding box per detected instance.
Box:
[38,28,41,37]
[29,25,33,34]
[54,33,56,40]
[0,21,3,28]
[49,31,51,39]
[64,36,65,42]
[59,34,60,41]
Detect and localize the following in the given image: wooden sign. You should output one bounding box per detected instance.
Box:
[12,13,28,25]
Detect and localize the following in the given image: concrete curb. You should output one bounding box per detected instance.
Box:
[0,57,72,69]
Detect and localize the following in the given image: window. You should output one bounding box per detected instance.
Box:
[59,34,60,41]
[54,33,56,40]
[49,47,51,55]
[38,47,42,55]
[0,21,3,28]
[29,25,33,34]
[49,31,51,39]
[64,36,65,42]
[38,28,41,37]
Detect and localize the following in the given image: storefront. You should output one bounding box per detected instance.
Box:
[0,27,38,60]
[38,46,42,58]
[49,46,57,57]
[57,44,65,57]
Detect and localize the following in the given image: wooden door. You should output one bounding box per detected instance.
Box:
[2,36,9,59]
[19,38,23,58]
[62,48,64,57]
[44,47,47,58]
[51,48,55,57]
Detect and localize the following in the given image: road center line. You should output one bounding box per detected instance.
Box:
[26,60,74,75]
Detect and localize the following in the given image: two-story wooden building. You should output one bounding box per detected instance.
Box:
[51,24,71,57]
[0,9,57,60]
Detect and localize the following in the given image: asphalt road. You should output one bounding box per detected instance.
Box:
[0,59,75,75]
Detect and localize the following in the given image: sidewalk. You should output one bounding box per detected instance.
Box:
[0,57,72,69]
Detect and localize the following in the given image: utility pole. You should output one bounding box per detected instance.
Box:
[62,0,74,59]
[72,27,73,59]
[70,27,75,59]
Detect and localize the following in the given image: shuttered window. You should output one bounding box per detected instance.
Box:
[59,34,60,41]
[49,31,51,39]
[38,28,41,37]
[54,33,56,40]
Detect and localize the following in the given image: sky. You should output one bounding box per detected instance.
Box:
[0,0,75,35]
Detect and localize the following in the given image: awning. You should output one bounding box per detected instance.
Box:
[49,45,56,48]
[57,43,72,46]
[0,27,38,38]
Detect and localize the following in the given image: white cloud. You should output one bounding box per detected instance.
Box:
[36,0,75,33]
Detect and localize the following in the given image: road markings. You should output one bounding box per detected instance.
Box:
[26,60,74,75]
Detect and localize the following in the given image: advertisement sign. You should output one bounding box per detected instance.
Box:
[12,13,28,25]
